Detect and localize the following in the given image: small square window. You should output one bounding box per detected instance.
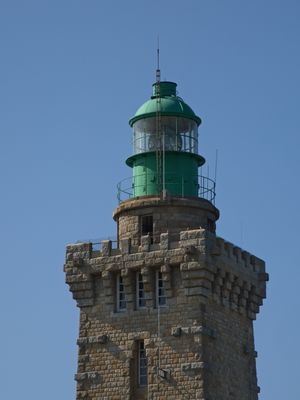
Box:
[141,215,153,237]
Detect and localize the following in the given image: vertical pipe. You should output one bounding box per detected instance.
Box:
[162,129,166,199]
[175,117,178,150]
[146,166,148,195]
[157,270,161,377]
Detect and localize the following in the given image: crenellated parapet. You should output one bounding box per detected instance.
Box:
[65,228,268,319]
[64,243,95,307]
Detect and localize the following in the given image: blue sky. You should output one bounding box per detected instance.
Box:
[0,1,299,398]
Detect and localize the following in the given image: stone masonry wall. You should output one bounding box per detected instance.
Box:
[114,197,219,245]
[65,228,267,400]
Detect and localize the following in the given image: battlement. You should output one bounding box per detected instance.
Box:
[65,228,268,319]
[66,228,266,274]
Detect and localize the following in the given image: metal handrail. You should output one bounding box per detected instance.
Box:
[76,237,118,252]
[117,173,216,204]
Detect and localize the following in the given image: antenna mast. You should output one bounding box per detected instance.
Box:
[155,40,165,199]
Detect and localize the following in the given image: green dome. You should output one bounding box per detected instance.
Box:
[129,81,201,126]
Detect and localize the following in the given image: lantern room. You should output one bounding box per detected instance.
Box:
[118,81,215,202]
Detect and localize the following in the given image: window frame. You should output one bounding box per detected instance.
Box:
[116,273,126,312]
[136,271,146,309]
[138,340,147,387]
[155,270,167,307]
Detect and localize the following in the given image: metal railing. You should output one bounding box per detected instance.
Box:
[117,173,216,204]
[76,237,118,252]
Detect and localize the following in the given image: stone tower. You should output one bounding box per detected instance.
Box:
[65,79,268,400]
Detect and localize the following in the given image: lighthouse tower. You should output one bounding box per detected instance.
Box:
[65,76,268,400]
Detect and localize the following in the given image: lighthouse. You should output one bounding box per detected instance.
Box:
[65,76,268,400]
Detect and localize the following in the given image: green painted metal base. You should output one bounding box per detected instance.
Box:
[126,152,205,197]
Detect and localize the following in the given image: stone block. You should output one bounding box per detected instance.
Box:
[74,372,100,381]
[101,240,112,256]
[190,326,215,338]
[185,287,211,297]
[171,327,182,337]
[160,233,169,250]
[120,238,131,254]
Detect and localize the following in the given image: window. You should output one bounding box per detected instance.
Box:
[156,271,166,307]
[136,272,146,308]
[138,341,147,387]
[132,116,198,155]
[116,273,126,311]
[141,215,153,237]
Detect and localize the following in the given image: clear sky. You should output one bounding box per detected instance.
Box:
[1,1,299,399]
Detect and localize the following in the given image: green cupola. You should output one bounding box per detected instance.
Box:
[117,80,215,203]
